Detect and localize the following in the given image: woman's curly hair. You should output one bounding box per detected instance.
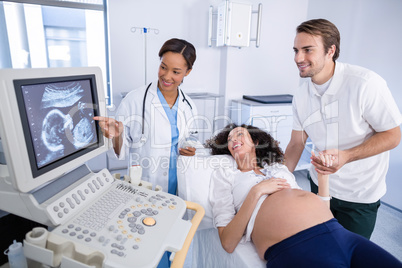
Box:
[205,123,284,167]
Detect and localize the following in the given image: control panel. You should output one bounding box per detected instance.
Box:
[24,169,197,268]
[45,170,114,225]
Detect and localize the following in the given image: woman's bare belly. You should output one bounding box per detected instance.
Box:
[251,189,333,259]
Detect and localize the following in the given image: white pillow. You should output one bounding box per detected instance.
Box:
[177,154,236,230]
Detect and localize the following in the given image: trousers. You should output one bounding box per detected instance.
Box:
[264,218,402,268]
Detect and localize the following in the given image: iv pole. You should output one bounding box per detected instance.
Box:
[130,27,159,85]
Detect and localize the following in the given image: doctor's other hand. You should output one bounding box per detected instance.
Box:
[179,147,196,156]
[311,149,346,175]
[93,116,123,139]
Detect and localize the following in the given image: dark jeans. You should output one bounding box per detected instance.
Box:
[308,172,380,239]
[265,218,402,268]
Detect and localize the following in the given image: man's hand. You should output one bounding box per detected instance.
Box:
[311,149,347,175]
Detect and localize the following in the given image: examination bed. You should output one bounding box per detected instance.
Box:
[177,153,266,268]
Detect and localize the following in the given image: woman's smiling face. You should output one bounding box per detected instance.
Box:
[227,127,256,159]
[157,51,191,92]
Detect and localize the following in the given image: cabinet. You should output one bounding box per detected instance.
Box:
[187,93,222,144]
[230,99,311,170]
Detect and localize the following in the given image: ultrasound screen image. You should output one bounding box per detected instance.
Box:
[21,79,98,169]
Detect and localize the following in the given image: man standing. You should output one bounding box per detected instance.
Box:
[285,18,401,239]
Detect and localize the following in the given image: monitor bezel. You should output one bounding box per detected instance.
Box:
[0,67,108,193]
[13,74,104,179]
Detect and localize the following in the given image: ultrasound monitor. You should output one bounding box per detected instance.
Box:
[0,67,108,225]
[16,75,101,178]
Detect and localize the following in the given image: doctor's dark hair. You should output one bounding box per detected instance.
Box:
[205,123,284,167]
[296,18,340,62]
[159,38,196,70]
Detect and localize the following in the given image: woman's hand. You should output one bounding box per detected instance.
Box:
[252,178,291,197]
[179,147,196,156]
[93,116,123,139]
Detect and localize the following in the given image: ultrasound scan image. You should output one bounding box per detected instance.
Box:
[21,80,98,168]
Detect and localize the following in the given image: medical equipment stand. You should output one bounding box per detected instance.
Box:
[130,27,159,86]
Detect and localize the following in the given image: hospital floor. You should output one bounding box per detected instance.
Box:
[294,169,402,263]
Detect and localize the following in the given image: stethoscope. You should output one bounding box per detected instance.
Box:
[140,82,196,143]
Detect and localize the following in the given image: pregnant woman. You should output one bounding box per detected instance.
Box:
[206,123,402,267]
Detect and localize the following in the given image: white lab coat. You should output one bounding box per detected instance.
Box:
[114,81,199,192]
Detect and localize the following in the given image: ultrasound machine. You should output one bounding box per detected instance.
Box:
[0,67,204,268]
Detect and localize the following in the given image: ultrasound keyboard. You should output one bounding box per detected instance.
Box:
[45,168,115,226]
[24,169,201,268]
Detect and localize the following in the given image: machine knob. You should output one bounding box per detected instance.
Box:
[142,217,156,226]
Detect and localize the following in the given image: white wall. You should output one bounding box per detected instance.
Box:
[108,0,402,209]
[106,0,306,112]
[107,0,222,112]
[224,0,307,100]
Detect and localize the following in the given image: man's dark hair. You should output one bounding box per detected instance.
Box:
[297,18,340,62]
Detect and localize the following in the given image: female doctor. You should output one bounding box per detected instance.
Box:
[94,38,199,196]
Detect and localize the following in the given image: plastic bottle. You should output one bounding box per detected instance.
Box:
[4,240,28,268]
